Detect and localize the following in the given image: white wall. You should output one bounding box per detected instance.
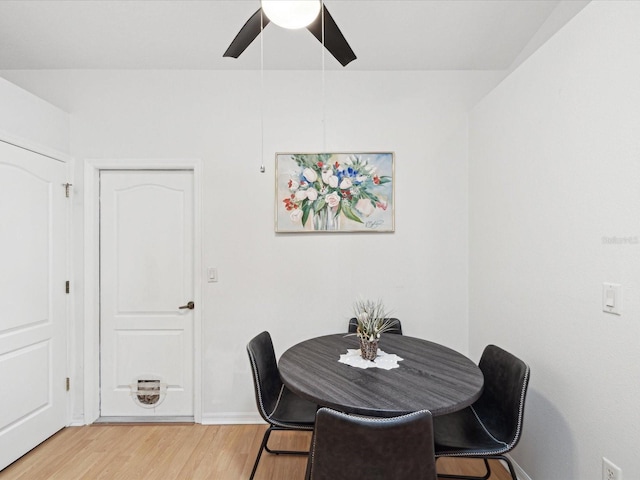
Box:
[0,77,69,153]
[469,1,640,479]
[1,69,500,422]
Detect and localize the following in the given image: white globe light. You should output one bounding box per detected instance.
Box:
[261,0,321,29]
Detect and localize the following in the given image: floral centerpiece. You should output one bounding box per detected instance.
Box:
[281,153,392,231]
[351,299,397,361]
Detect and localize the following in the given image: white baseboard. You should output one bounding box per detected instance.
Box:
[504,454,533,480]
[69,412,264,426]
[200,412,264,425]
[68,415,87,427]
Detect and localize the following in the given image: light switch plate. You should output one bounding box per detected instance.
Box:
[207,267,218,283]
[602,283,622,315]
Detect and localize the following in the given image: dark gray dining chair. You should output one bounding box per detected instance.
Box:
[306,407,437,480]
[246,331,317,480]
[347,317,403,335]
[433,344,530,480]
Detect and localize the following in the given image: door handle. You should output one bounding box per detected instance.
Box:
[179,301,195,310]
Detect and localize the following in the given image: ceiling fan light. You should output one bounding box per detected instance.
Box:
[261,0,321,29]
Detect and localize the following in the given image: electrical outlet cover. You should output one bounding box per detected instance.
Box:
[603,457,622,480]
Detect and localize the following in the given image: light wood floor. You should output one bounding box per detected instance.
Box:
[0,424,512,479]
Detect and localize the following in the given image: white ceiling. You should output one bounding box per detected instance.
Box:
[0,0,588,71]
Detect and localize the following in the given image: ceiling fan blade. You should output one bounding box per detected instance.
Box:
[223,8,270,58]
[307,5,357,67]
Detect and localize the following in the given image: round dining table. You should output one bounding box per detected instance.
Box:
[278,333,484,417]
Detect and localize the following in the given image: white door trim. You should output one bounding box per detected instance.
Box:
[0,128,73,165]
[83,158,203,424]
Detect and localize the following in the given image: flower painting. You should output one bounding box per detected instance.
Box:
[276,152,394,233]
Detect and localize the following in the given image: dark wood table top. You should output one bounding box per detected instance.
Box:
[279,334,484,417]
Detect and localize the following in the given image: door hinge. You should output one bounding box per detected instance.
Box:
[65,281,70,294]
[66,377,70,391]
[62,183,73,198]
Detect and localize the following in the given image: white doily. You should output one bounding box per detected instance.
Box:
[338,348,404,370]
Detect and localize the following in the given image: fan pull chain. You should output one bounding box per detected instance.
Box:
[321,0,326,153]
[260,8,266,173]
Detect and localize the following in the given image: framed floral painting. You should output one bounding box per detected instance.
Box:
[275,152,394,233]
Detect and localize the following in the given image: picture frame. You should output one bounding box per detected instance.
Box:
[275,152,395,233]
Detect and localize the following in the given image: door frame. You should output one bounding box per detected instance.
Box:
[83,158,203,424]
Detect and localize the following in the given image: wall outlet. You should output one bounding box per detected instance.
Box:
[603,457,622,480]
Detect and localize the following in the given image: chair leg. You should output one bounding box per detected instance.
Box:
[249,426,273,480]
[501,456,519,480]
[263,426,310,456]
[436,455,519,480]
[249,426,311,480]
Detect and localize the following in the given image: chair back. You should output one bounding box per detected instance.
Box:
[347,317,403,335]
[247,331,283,421]
[473,344,530,448]
[307,408,437,480]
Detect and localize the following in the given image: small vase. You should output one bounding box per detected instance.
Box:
[359,337,379,361]
[313,207,340,231]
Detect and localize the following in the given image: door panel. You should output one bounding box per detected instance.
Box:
[0,341,50,427]
[115,330,186,384]
[0,141,67,471]
[100,170,194,417]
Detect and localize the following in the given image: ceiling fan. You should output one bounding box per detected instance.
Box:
[223,0,357,67]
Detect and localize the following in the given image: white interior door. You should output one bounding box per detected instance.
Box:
[100,170,194,417]
[0,141,67,470]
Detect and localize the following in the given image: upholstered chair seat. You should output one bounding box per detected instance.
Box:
[433,344,530,480]
[247,331,317,480]
[306,407,437,480]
